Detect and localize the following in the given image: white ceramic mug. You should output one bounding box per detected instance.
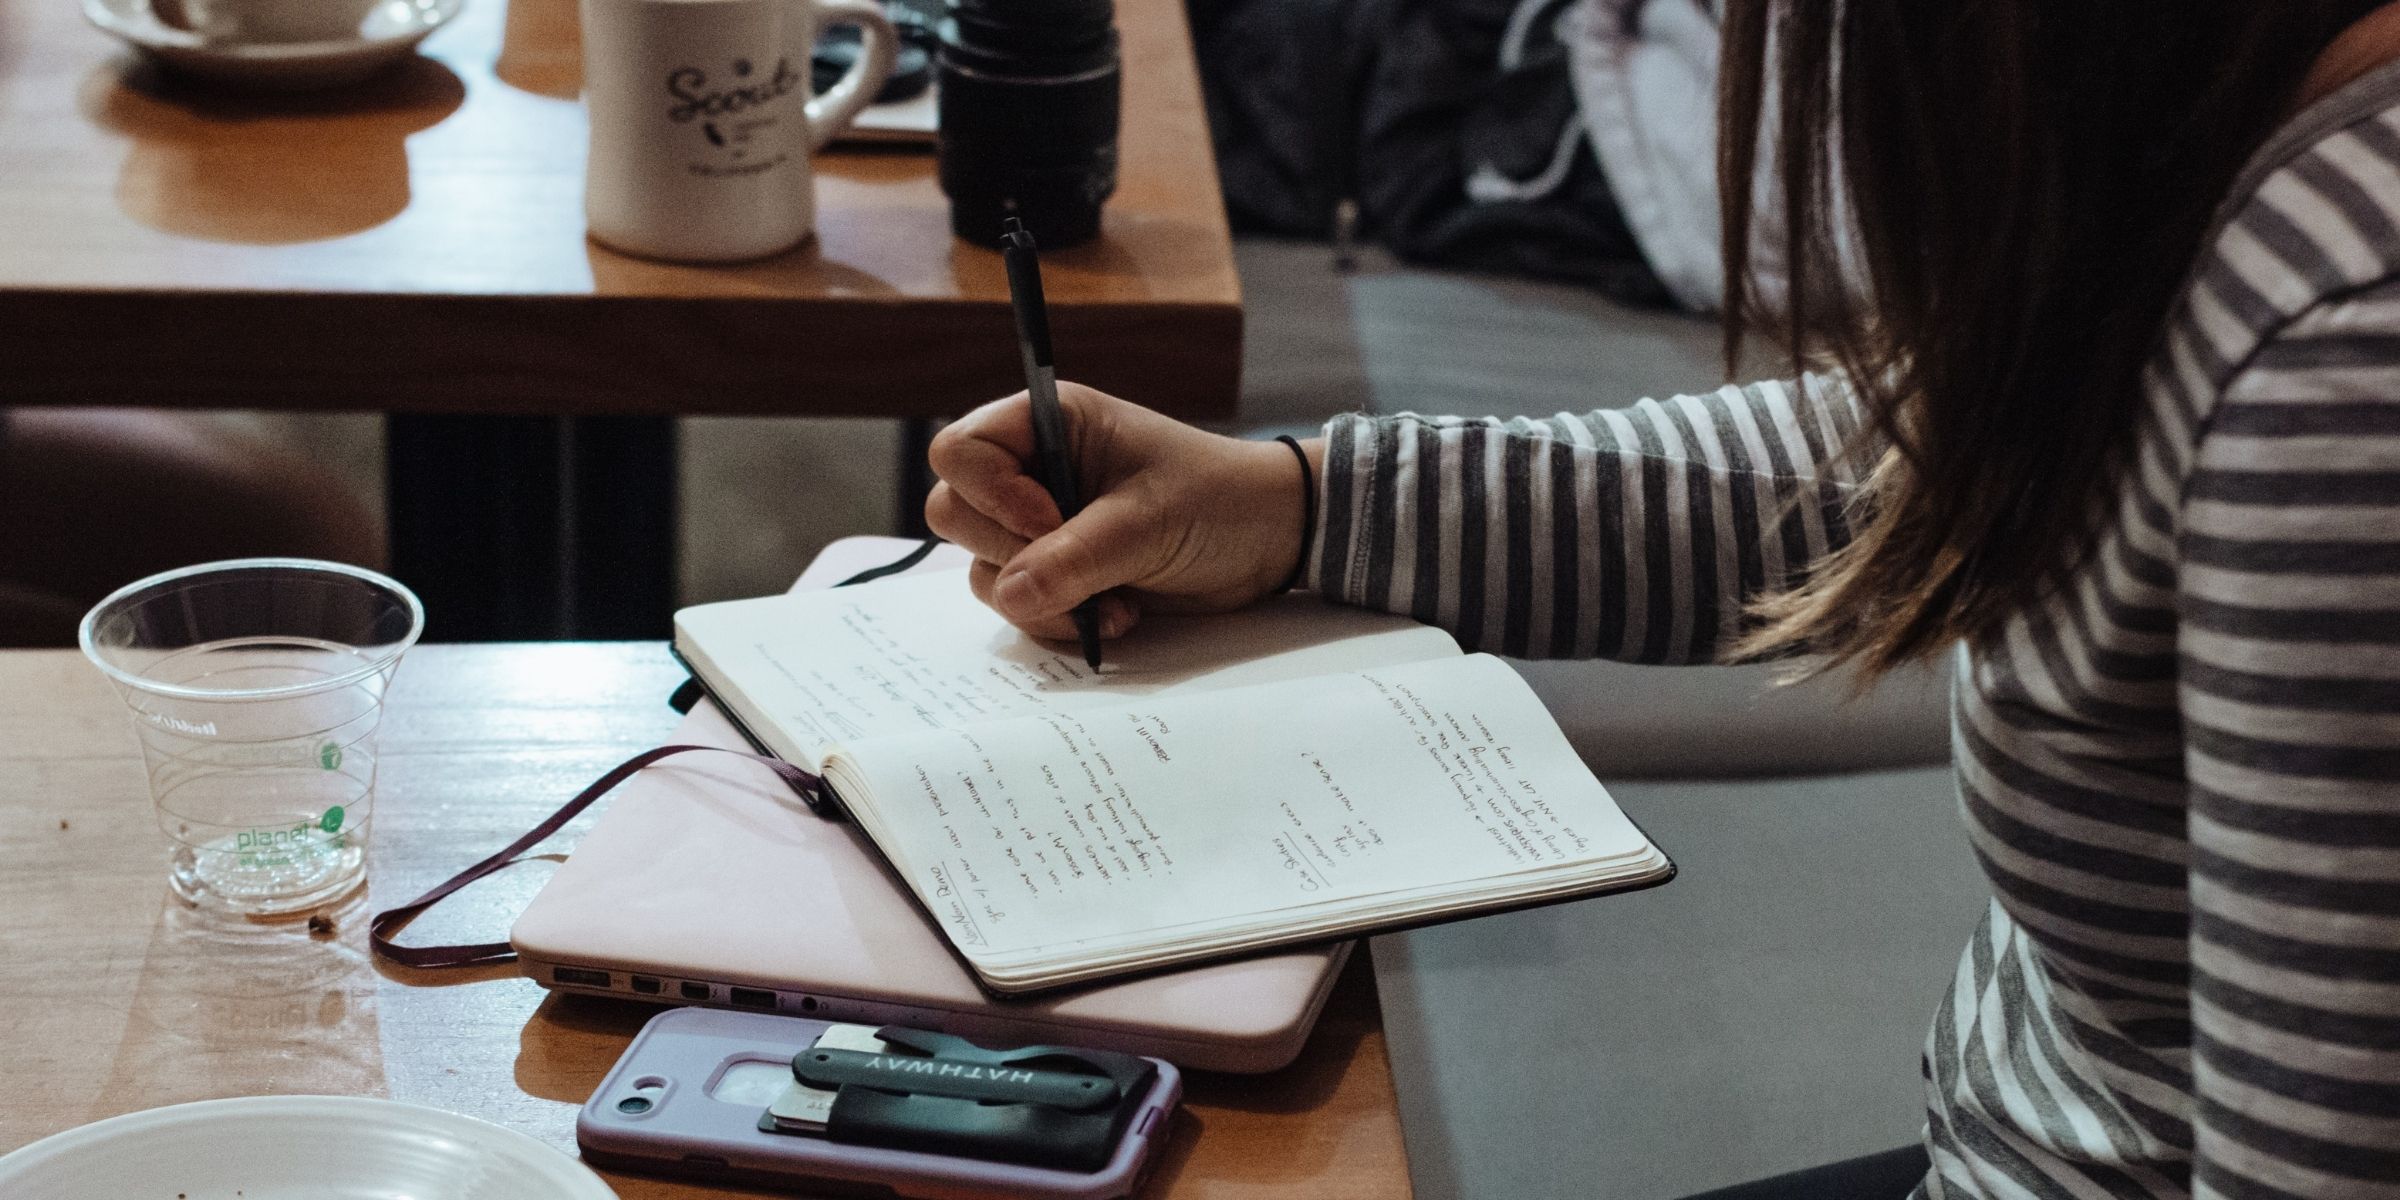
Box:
[581,0,896,262]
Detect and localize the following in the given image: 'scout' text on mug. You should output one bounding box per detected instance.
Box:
[665,58,802,124]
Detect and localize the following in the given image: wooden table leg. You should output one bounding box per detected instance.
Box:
[386,414,677,640]
[563,415,678,639]
[897,416,938,538]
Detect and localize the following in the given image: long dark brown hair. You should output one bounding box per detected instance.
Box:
[1721,2,2388,676]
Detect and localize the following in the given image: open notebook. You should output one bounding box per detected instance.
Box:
[674,571,1673,995]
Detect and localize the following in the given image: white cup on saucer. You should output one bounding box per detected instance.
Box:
[87,0,465,90]
[179,0,384,43]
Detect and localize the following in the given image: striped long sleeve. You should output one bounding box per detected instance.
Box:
[1303,374,1873,663]
[2177,291,2400,1200]
[1285,58,2400,1200]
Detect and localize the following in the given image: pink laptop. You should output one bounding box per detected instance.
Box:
[509,539,1349,1073]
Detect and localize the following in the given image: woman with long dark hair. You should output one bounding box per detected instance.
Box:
[927,3,2400,1195]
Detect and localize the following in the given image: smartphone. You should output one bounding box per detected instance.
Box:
[578,1007,1182,1200]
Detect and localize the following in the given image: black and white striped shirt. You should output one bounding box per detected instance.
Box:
[1304,63,2400,1200]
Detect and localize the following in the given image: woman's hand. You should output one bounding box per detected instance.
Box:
[925,382,1317,641]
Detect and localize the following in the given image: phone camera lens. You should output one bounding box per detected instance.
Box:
[617,1096,654,1115]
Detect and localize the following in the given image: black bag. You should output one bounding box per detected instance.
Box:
[1188,0,1671,304]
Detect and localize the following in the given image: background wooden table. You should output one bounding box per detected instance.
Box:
[0,0,1243,638]
[0,0,1241,415]
[0,641,1411,1198]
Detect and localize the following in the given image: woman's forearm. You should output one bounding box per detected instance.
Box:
[1305,375,1872,663]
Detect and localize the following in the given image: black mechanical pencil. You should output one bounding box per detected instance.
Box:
[999,217,1105,671]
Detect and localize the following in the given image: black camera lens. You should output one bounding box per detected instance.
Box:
[616,1096,653,1114]
[936,0,1121,247]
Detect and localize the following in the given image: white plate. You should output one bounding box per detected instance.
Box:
[0,1095,618,1200]
[82,0,463,91]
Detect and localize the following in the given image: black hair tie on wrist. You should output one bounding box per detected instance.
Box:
[1273,434,1316,594]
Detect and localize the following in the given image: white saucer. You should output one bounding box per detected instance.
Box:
[83,0,463,91]
[0,1095,619,1199]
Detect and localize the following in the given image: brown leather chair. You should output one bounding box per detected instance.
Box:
[0,409,383,646]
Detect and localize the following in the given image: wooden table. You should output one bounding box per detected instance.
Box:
[0,643,1411,1198]
[0,0,1243,638]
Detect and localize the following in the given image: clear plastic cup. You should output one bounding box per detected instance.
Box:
[79,559,424,916]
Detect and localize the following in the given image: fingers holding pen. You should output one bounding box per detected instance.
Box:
[992,492,1156,623]
[929,393,1069,542]
[968,559,1141,643]
[925,481,1028,566]
[932,382,1159,644]
[930,443,1143,639]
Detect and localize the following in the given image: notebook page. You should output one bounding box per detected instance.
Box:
[823,654,1652,968]
[674,571,1460,769]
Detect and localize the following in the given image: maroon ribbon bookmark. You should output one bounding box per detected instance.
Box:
[372,538,936,970]
[369,744,826,969]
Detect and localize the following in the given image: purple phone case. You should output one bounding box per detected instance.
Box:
[577,1007,1182,1200]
